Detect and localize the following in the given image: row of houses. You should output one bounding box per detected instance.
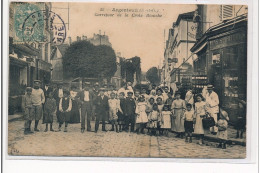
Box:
[161,4,247,123]
[9,2,53,97]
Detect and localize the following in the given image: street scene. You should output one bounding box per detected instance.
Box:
[8,2,247,158]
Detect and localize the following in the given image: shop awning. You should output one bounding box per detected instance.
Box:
[191,14,247,53]
[193,42,207,55]
[9,56,28,67]
[13,44,39,56]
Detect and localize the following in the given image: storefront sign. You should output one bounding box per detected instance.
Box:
[38,59,52,72]
[210,32,246,49]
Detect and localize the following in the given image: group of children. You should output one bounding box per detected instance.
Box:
[22,84,230,149]
[22,87,76,133]
[107,87,229,149]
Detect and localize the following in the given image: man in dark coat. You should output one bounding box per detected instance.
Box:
[94,88,109,133]
[53,83,64,123]
[76,82,95,133]
[124,91,136,132]
[92,82,100,121]
[42,83,53,123]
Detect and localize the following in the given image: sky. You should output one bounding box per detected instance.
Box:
[52,2,196,71]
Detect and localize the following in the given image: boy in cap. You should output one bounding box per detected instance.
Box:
[124,91,136,132]
[31,80,45,131]
[22,87,34,134]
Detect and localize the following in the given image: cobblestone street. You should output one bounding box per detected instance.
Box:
[8,119,246,158]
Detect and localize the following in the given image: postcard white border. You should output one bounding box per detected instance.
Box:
[2,0,258,172]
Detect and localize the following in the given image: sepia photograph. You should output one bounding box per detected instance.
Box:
[7,1,248,159]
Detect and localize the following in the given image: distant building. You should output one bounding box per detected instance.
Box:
[50,44,70,82]
[82,35,87,40]
[162,11,196,89]
[76,36,81,42]
[88,33,112,47]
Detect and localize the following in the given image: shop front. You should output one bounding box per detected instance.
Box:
[191,15,247,124]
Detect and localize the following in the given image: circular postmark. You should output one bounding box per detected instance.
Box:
[22,10,66,45]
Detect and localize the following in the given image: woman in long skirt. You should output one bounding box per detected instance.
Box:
[171,91,186,138]
[69,86,80,124]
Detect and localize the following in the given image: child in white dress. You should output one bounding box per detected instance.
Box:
[148,104,160,136]
[146,97,155,135]
[135,95,148,134]
[156,97,164,135]
[108,92,123,133]
[161,105,172,136]
[194,94,208,145]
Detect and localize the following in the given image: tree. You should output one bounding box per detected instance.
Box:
[146,67,160,85]
[63,40,117,81]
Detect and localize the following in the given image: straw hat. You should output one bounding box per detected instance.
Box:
[220,108,229,121]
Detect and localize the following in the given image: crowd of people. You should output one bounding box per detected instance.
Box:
[21,80,246,150]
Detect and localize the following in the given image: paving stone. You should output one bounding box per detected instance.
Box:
[8,120,246,158]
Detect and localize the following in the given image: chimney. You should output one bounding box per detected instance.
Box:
[104,31,105,36]
[82,35,87,40]
[68,36,72,45]
[77,36,81,42]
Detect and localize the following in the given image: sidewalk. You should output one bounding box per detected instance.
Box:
[8,113,24,122]
[8,113,246,146]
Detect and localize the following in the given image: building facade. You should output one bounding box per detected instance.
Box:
[50,44,69,82]
[9,2,53,92]
[9,2,53,114]
[191,5,247,123]
[162,11,197,90]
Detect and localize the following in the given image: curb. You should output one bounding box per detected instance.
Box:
[203,135,246,146]
[191,133,246,146]
[8,114,24,122]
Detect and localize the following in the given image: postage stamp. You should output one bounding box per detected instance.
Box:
[13,2,66,45]
[13,2,45,43]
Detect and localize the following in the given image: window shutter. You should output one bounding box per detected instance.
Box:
[220,5,234,21]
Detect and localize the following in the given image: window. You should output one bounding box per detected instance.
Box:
[212,53,220,64]
[220,5,234,21]
[223,47,238,69]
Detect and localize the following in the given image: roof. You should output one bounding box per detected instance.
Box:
[190,14,247,52]
[175,11,195,25]
[12,44,39,56]
[57,44,69,56]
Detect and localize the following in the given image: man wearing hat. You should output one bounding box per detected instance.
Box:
[31,80,45,131]
[94,88,109,132]
[205,84,219,135]
[76,82,95,133]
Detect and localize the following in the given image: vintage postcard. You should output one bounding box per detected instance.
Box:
[8,1,248,159]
